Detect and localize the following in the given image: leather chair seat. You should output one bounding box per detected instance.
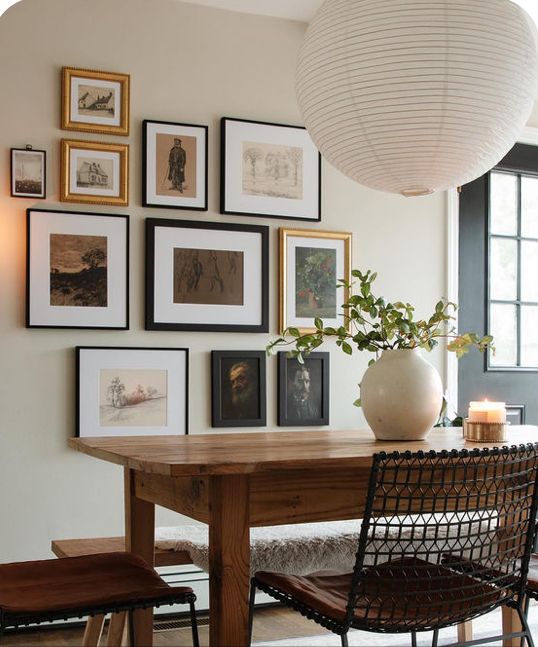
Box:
[255,556,502,630]
[0,552,194,627]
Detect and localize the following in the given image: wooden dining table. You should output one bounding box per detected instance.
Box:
[69,426,538,647]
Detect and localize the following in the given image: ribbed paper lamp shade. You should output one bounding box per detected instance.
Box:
[296,0,538,196]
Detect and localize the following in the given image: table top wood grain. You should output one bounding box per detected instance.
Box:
[69,426,538,477]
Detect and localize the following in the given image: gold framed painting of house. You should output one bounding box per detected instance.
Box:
[61,67,130,136]
[60,139,129,206]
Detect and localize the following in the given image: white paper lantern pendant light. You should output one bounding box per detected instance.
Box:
[296,0,538,196]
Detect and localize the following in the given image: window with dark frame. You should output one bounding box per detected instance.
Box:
[488,170,538,370]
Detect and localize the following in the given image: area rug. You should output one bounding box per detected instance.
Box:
[255,604,538,646]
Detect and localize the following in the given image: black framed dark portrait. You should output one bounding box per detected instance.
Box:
[278,352,329,426]
[211,351,266,427]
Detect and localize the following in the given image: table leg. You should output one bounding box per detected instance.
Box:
[502,606,522,647]
[457,621,472,643]
[124,467,155,647]
[209,474,250,647]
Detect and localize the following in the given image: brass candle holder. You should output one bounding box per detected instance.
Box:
[463,418,507,443]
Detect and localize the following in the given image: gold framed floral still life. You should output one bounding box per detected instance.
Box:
[62,67,130,136]
[279,228,351,334]
[60,139,129,206]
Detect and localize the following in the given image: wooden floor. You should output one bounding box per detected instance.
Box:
[1,605,325,646]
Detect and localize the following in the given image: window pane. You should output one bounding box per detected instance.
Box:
[521,240,538,302]
[521,306,538,367]
[521,176,538,238]
[490,238,517,301]
[490,172,517,236]
[489,303,517,366]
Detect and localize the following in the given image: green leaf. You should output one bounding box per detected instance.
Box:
[288,327,300,338]
[314,317,323,330]
[342,342,353,355]
[353,398,362,408]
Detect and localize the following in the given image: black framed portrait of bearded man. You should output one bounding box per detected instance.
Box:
[211,350,267,427]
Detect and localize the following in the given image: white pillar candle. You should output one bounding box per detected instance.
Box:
[468,400,506,424]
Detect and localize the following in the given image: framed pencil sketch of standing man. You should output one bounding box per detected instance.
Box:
[143,120,208,211]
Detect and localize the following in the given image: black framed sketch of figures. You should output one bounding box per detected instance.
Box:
[146,218,269,332]
[143,120,208,211]
[211,351,266,427]
[76,346,188,437]
[278,352,330,426]
[26,209,129,329]
[220,117,321,221]
[11,148,46,198]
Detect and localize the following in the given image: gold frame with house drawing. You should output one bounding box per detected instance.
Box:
[60,139,129,206]
[62,67,130,136]
[279,227,352,335]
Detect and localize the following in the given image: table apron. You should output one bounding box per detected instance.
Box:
[134,466,370,526]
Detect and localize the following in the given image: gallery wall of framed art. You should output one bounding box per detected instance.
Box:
[1,0,447,567]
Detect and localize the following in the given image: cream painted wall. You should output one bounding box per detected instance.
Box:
[0,0,446,562]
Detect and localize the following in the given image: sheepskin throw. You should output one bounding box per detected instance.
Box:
[155,521,361,575]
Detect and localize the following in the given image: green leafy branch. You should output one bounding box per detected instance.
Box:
[267,269,493,363]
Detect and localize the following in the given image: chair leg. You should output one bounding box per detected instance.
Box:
[189,599,200,647]
[411,631,417,647]
[82,613,106,647]
[106,612,127,647]
[431,628,439,647]
[341,633,349,647]
[248,581,257,647]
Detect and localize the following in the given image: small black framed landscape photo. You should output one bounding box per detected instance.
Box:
[278,352,330,426]
[211,350,266,428]
[26,208,129,329]
[146,218,269,332]
[143,119,208,211]
[76,346,189,438]
[220,117,321,221]
[11,148,46,198]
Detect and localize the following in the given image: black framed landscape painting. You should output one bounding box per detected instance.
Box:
[146,218,269,332]
[11,148,46,198]
[76,346,188,437]
[220,117,321,221]
[26,209,129,329]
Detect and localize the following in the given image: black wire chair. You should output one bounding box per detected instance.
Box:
[249,444,538,647]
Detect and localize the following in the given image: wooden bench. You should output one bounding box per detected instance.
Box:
[51,537,192,568]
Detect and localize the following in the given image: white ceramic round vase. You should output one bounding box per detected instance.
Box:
[360,348,443,441]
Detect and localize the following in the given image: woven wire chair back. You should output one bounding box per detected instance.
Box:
[344,444,538,634]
